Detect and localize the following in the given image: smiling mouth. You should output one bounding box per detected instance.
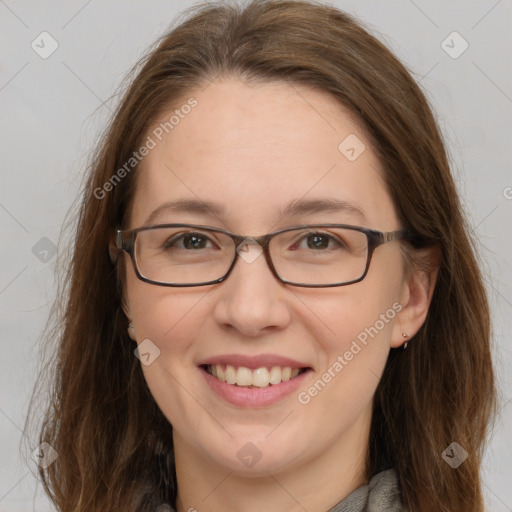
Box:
[201,364,310,388]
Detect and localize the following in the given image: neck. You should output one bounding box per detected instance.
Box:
[173,405,371,512]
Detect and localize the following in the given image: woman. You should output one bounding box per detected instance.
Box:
[27,1,496,510]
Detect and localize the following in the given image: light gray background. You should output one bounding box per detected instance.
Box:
[1,1,511,510]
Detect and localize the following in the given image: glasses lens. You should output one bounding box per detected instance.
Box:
[270,226,369,285]
[134,226,235,285]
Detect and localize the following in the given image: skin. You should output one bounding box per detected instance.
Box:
[123,77,437,512]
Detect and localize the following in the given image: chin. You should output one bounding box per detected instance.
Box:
[198,428,307,476]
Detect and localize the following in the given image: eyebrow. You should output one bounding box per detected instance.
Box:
[143,197,367,226]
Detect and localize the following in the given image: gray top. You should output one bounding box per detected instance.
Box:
[163,469,402,512]
[327,469,403,512]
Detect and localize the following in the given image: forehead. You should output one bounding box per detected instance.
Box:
[129,78,398,232]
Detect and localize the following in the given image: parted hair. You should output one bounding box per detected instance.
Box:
[25,1,496,511]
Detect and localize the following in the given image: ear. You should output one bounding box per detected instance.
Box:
[391,245,441,348]
[122,297,137,342]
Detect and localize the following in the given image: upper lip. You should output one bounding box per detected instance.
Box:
[198,354,312,370]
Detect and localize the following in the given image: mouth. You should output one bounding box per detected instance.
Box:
[200,364,311,389]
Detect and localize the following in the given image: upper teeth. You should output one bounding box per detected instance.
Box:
[206,364,301,388]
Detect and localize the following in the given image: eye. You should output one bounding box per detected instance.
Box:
[164,231,218,250]
[291,231,345,251]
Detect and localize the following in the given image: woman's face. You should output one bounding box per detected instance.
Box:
[124,78,409,476]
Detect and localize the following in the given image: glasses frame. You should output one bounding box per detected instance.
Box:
[110,223,411,288]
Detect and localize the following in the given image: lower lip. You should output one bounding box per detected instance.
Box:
[200,367,312,407]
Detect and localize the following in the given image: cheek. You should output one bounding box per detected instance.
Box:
[306,278,401,353]
[129,286,209,346]
[295,293,398,433]
[301,261,404,394]
[126,283,213,425]
[124,256,201,338]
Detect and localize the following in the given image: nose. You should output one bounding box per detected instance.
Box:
[212,242,292,337]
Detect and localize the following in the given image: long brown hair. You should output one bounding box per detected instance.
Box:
[25,1,496,510]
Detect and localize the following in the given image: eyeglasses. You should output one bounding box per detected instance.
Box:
[110,223,411,288]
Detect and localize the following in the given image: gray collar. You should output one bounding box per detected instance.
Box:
[328,469,402,512]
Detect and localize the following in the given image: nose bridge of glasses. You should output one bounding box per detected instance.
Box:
[233,234,269,266]
[219,234,282,287]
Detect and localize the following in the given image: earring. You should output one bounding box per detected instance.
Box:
[128,322,134,330]
[402,332,409,349]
